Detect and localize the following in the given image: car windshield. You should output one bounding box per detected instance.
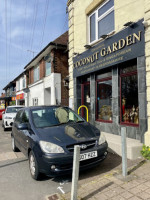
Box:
[6,107,23,113]
[32,107,84,128]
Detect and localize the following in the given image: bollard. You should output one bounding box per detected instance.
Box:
[71,145,80,200]
[121,127,127,177]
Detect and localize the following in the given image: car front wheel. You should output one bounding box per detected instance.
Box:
[29,151,40,180]
[3,124,6,131]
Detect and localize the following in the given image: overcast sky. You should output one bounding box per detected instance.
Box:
[0,0,68,94]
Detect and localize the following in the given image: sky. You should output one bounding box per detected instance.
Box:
[0,0,68,94]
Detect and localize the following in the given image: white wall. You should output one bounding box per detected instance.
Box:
[28,73,61,106]
[44,73,61,105]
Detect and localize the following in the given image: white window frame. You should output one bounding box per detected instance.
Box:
[34,64,40,82]
[32,98,38,106]
[22,77,26,89]
[88,0,114,44]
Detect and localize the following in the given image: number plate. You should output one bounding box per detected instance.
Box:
[80,151,97,161]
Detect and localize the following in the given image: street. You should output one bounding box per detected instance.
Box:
[0,120,134,200]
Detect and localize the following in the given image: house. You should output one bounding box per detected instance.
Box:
[24,31,69,107]
[2,81,16,106]
[67,0,150,159]
[14,71,27,106]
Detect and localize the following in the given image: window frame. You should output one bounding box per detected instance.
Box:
[45,60,51,76]
[120,69,139,127]
[96,76,112,123]
[88,0,114,44]
[34,64,40,83]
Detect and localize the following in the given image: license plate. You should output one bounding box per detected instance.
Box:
[80,151,97,161]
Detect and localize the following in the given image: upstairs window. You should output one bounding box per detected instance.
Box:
[45,60,51,76]
[45,54,51,76]
[89,0,114,43]
[34,65,39,82]
[22,77,26,89]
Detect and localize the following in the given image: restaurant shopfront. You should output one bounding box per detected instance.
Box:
[73,19,147,142]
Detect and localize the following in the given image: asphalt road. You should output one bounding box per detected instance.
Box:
[0,120,126,200]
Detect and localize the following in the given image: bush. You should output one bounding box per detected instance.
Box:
[141,145,150,160]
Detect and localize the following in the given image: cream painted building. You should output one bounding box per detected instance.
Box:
[67,0,150,158]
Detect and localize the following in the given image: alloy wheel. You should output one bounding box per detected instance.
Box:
[30,154,36,176]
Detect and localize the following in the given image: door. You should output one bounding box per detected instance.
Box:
[81,82,91,122]
[18,110,30,156]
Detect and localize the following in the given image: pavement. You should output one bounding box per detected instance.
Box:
[46,158,150,200]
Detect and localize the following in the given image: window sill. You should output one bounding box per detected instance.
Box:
[120,122,139,127]
[89,30,115,46]
[96,119,112,123]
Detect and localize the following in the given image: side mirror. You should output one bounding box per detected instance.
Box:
[17,123,29,130]
[2,111,5,114]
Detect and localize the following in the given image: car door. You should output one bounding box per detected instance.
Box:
[13,110,23,150]
[18,110,30,156]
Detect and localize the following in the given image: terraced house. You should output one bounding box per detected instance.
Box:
[67,0,150,159]
[24,31,69,107]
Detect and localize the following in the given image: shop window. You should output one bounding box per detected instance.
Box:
[89,0,114,43]
[120,65,139,125]
[34,65,39,82]
[96,72,112,122]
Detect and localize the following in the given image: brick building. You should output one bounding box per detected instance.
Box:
[67,0,150,158]
[24,31,69,107]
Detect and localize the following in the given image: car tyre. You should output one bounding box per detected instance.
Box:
[3,125,6,131]
[29,151,40,180]
[11,135,18,152]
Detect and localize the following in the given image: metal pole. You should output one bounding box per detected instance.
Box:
[71,145,80,200]
[121,127,127,177]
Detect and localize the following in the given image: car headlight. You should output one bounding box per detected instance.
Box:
[98,132,106,145]
[39,141,64,154]
[5,116,12,119]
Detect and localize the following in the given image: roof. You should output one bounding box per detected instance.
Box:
[3,80,16,90]
[53,31,68,45]
[24,31,68,70]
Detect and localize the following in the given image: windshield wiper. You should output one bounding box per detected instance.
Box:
[76,120,84,123]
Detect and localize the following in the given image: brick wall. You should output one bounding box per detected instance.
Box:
[54,49,69,106]
[29,68,34,85]
[40,59,45,79]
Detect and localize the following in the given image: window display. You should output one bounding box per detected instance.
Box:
[120,64,139,125]
[96,76,112,122]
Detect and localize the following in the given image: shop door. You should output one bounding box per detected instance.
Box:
[81,82,91,122]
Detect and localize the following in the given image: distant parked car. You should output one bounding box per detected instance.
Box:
[2,105,24,131]
[11,106,108,180]
[0,109,5,120]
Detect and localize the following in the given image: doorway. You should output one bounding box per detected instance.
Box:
[81,82,91,122]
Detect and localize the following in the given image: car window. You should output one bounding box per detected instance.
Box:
[22,110,29,123]
[15,110,23,123]
[6,107,23,113]
[31,107,84,128]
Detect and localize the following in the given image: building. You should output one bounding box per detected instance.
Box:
[67,0,150,158]
[24,31,69,107]
[14,71,27,106]
[2,81,16,106]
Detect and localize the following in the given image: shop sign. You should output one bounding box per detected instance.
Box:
[73,19,145,78]
[16,93,24,100]
[11,97,16,101]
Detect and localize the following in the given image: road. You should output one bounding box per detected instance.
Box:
[0,120,125,200]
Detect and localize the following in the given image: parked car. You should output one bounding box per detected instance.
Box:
[0,108,5,120]
[2,105,24,131]
[11,106,108,180]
